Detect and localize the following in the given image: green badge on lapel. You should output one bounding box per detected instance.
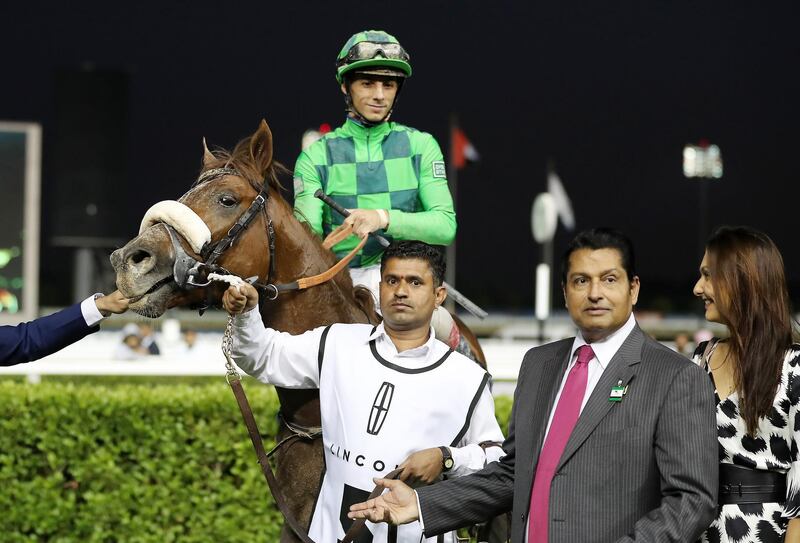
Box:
[609,379,628,402]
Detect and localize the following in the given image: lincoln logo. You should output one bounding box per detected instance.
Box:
[367,381,395,435]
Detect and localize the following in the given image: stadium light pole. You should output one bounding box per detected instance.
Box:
[683,141,723,257]
[531,192,558,343]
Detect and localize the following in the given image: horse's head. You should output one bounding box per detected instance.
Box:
[111,120,278,317]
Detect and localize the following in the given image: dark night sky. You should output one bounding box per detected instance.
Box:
[2,1,798,311]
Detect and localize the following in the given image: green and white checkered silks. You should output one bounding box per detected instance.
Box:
[293,119,455,268]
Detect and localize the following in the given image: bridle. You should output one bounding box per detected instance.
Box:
[156,167,367,313]
[153,166,286,313]
[164,167,275,296]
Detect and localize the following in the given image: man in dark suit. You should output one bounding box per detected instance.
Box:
[1,290,129,366]
[349,228,718,542]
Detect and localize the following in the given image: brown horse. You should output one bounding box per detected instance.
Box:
[110,120,490,541]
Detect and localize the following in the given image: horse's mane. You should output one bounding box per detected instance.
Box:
[194,137,288,193]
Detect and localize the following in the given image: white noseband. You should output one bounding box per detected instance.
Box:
[139,200,211,254]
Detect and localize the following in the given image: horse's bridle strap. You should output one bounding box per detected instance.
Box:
[203,189,268,268]
[176,168,360,301]
[227,376,317,543]
[264,223,367,295]
[322,223,354,250]
[297,230,367,289]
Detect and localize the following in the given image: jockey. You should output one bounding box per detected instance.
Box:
[292,30,467,352]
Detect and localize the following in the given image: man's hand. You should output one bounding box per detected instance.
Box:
[398,447,444,485]
[344,209,388,238]
[347,478,420,525]
[95,290,130,316]
[222,283,259,315]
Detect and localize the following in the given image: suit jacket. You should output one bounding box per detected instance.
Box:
[417,324,718,543]
[0,303,97,366]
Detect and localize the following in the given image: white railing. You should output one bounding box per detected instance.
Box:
[0,331,535,386]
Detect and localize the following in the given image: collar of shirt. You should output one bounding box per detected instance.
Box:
[366,322,444,368]
[344,116,392,138]
[570,312,637,368]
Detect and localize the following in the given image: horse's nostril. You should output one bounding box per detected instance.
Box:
[129,249,151,265]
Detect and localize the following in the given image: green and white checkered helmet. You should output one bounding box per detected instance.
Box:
[335,30,412,84]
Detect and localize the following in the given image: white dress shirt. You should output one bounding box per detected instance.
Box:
[80,294,106,327]
[542,313,637,440]
[419,313,638,539]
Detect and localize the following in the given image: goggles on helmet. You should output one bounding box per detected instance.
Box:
[337,41,410,68]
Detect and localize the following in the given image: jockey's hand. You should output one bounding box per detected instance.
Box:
[95,290,130,316]
[344,208,389,238]
[398,447,444,485]
[222,283,258,315]
[347,478,420,525]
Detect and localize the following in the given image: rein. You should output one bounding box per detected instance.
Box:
[220,314,317,543]
[259,224,367,300]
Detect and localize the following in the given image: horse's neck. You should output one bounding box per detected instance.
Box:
[261,197,369,333]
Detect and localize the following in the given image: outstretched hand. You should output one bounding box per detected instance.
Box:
[347,478,420,525]
[222,283,259,315]
[95,290,130,316]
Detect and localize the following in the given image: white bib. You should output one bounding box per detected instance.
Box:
[309,324,489,543]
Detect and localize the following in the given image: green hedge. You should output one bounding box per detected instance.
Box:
[0,380,512,542]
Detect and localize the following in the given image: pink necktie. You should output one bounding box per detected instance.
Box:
[528,344,594,543]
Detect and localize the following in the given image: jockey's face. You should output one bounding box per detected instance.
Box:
[343,76,399,123]
[380,257,446,334]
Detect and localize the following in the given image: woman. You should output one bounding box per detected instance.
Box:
[693,226,800,542]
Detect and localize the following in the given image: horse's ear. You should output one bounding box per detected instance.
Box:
[202,137,216,168]
[249,119,274,177]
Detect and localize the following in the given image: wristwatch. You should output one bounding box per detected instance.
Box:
[439,446,454,472]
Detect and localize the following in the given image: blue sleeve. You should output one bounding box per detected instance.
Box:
[0,303,97,366]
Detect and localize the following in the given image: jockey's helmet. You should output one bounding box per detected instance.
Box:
[335,30,412,84]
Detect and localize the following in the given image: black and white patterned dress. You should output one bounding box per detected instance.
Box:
[694,340,800,543]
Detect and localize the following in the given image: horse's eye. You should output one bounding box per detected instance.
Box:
[218,195,237,208]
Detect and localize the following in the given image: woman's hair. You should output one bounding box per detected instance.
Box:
[707,226,795,435]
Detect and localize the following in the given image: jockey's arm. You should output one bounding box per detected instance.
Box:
[292,150,325,237]
[384,133,456,245]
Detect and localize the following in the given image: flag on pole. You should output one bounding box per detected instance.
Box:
[451,126,480,169]
[547,168,575,230]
